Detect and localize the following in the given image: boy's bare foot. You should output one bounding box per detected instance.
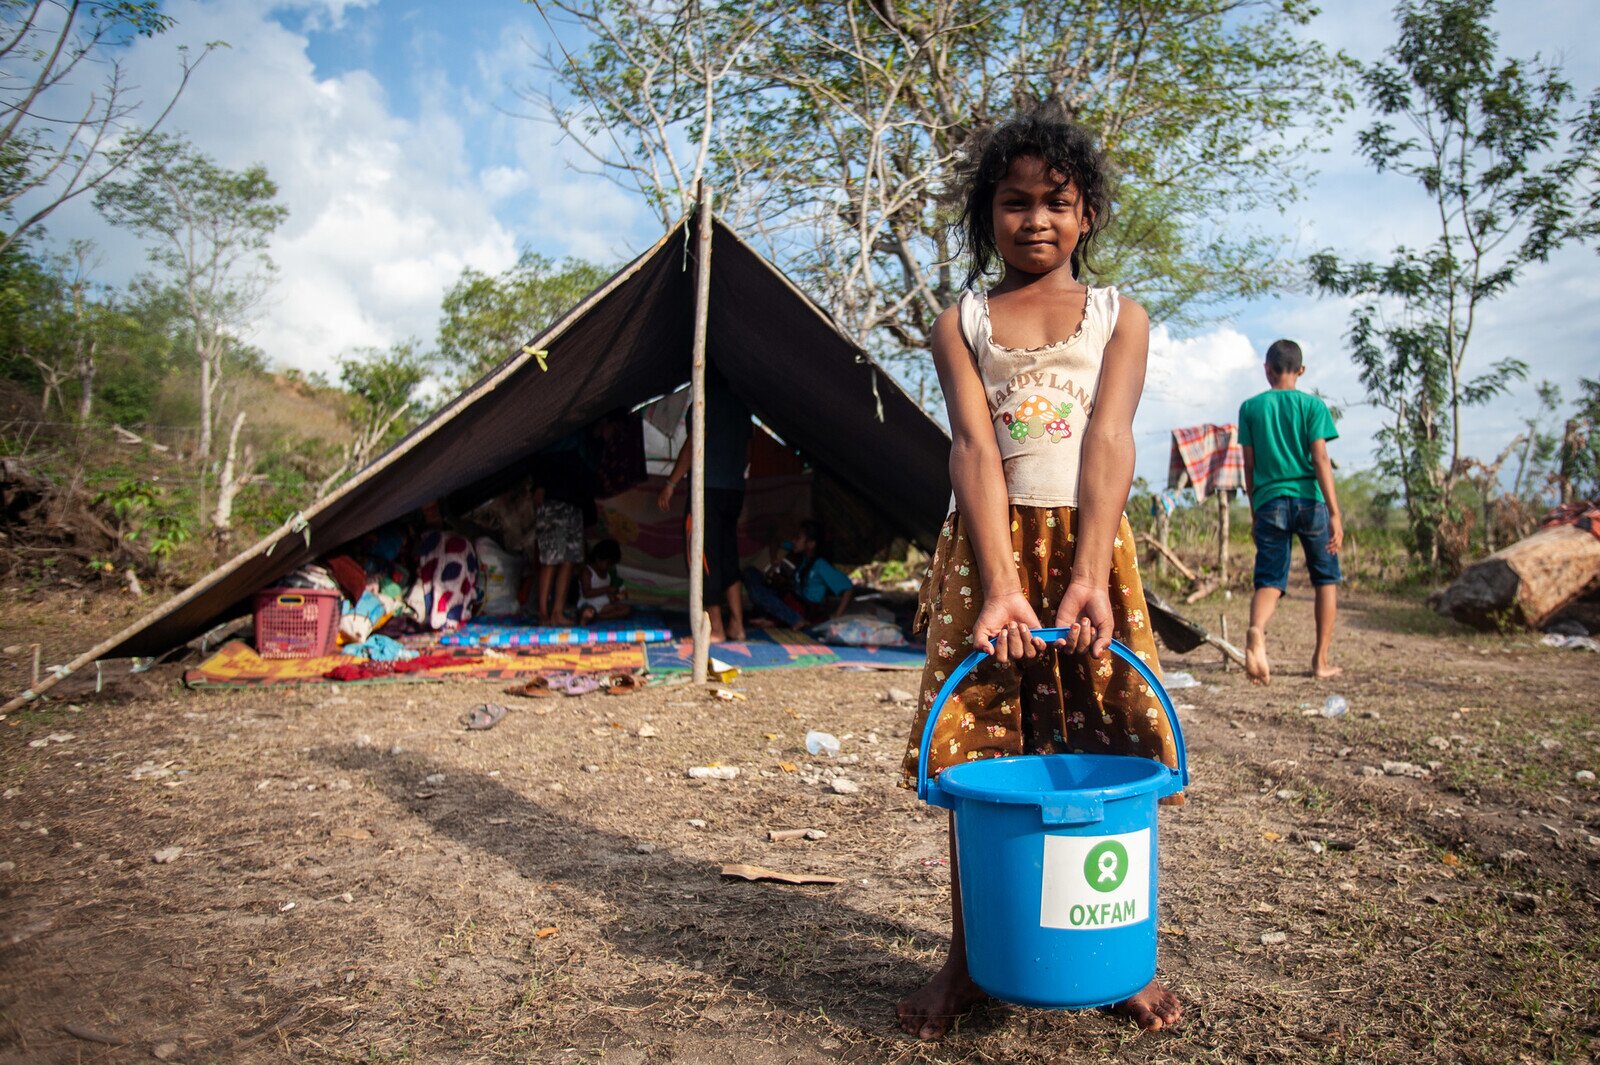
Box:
[1245,626,1270,686]
[1311,661,1343,679]
[1105,979,1182,1030]
[897,961,988,1039]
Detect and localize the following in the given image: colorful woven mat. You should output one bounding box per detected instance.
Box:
[646,627,839,673]
[433,612,674,647]
[185,639,645,689]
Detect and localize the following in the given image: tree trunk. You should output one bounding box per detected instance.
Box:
[211,410,248,546]
[75,338,95,424]
[1434,524,1600,630]
[198,337,214,461]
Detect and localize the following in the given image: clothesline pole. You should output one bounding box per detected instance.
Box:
[1217,488,1230,587]
[688,182,714,684]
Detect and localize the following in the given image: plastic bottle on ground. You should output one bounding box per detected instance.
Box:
[1321,695,1349,718]
[805,730,841,758]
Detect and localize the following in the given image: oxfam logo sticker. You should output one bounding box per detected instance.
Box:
[1083,840,1129,893]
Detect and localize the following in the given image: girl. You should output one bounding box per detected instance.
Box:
[898,107,1183,1039]
[576,539,631,624]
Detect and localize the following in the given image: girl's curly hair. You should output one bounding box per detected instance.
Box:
[955,102,1114,290]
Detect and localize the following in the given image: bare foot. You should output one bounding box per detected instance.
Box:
[1312,661,1343,680]
[897,961,989,1039]
[1245,626,1271,685]
[1105,979,1182,1030]
[726,625,746,642]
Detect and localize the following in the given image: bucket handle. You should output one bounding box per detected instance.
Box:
[915,626,1189,804]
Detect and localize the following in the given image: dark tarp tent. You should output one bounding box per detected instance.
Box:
[20,214,951,686]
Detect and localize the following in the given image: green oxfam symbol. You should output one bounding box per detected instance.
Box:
[1083,840,1129,893]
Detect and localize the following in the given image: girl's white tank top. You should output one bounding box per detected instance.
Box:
[955,285,1121,509]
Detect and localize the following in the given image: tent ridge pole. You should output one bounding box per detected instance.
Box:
[689,182,713,684]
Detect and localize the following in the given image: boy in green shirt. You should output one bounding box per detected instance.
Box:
[1237,339,1343,685]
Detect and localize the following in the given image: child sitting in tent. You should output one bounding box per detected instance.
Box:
[743,520,854,627]
[576,539,631,624]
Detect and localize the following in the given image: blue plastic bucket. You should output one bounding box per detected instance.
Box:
[916,627,1189,1009]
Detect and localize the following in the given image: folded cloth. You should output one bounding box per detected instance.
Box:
[341,633,415,662]
[1168,424,1244,501]
[324,652,461,681]
[1540,499,1600,541]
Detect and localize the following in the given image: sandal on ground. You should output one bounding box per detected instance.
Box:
[561,675,604,696]
[604,672,644,695]
[504,676,559,698]
[462,702,508,730]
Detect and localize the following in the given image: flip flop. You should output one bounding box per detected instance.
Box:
[463,703,508,730]
[604,672,644,696]
[561,675,604,696]
[504,676,559,698]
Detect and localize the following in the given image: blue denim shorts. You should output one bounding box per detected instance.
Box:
[1252,497,1341,592]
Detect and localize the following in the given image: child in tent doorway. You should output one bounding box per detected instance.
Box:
[898,104,1183,1039]
[576,539,632,624]
[1238,339,1343,684]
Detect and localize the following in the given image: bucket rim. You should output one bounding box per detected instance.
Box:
[937,751,1175,808]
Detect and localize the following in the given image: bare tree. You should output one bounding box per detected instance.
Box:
[0,0,215,255]
[94,134,287,463]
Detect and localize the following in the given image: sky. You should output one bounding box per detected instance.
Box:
[24,0,1600,490]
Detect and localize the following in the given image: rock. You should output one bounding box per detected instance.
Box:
[388,744,403,755]
[687,766,739,780]
[1538,737,1560,751]
[355,734,372,748]
[1585,834,1600,847]
[1360,765,1384,778]
[1275,789,1301,801]
[1498,848,1531,866]
[805,829,829,841]
[1426,736,1450,750]
[152,1042,179,1060]
[1540,823,1561,838]
[830,777,860,795]
[634,842,657,855]
[1260,931,1289,946]
[582,764,600,774]
[1499,890,1539,914]
[1576,770,1596,784]
[151,847,183,864]
[687,819,707,829]
[1382,761,1428,779]
[865,732,880,745]
[636,723,659,739]
[423,773,446,786]
[1307,840,1325,855]
[2,788,17,798]
[883,688,916,704]
[0,861,14,873]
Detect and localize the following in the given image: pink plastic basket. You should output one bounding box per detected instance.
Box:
[253,587,340,658]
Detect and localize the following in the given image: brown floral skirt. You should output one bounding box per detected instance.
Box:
[899,506,1179,790]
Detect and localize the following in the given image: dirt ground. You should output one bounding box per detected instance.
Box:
[1,584,1598,1064]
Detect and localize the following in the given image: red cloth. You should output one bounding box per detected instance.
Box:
[325,555,368,602]
[324,653,465,682]
[1168,424,1245,501]
[1540,500,1600,541]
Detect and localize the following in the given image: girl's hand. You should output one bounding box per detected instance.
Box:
[972,590,1045,665]
[1053,579,1114,658]
[655,481,676,512]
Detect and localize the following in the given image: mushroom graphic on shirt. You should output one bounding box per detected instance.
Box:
[1044,401,1075,442]
[1011,394,1053,440]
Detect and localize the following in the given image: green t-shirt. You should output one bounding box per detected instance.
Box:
[1236,389,1338,507]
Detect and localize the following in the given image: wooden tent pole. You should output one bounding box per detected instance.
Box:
[689,183,714,684]
[1217,488,1230,587]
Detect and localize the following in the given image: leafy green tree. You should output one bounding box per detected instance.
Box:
[1559,377,1600,502]
[93,134,287,462]
[1309,0,1600,569]
[437,252,611,384]
[534,0,1348,379]
[316,340,432,496]
[0,1,215,255]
